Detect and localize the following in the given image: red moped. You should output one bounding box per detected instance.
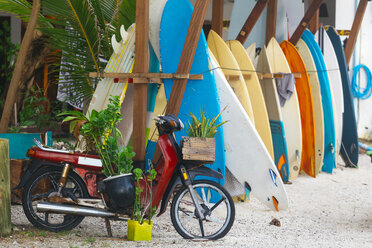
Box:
[16,114,235,239]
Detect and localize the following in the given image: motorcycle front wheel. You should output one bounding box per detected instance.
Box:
[170,180,235,240]
[22,167,89,232]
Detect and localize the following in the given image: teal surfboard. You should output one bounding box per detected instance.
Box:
[326,26,359,167]
[159,0,225,184]
[301,30,336,173]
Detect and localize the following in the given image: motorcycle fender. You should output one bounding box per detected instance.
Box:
[157,166,224,216]
[13,159,62,189]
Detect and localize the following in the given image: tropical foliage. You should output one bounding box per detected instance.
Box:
[59,95,135,177]
[185,108,227,138]
[0,0,136,107]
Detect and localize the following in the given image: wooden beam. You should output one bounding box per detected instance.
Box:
[265,0,278,46]
[344,0,369,66]
[309,0,320,34]
[165,0,211,116]
[88,72,203,80]
[132,0,149,165]
[289,0,323,45]
[0,0,41,132]
[236,0,269,44]
[211,0,224,36]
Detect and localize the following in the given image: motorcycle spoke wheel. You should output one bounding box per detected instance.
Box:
[170,180,235,240]
[22,167,88,232]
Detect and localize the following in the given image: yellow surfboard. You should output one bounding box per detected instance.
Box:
[226,40,274,160]
[295,39,324,174]
[266,38,302,180]
[207,30,255,124]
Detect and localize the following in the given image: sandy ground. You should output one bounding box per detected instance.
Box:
[1,153,372,248]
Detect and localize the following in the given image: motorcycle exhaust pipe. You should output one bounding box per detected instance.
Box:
[37,202,116,218]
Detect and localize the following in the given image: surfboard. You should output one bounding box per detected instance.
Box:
[246,43,256,62]
[266,38,302,180]
[228,0,288,49]
[87,25,134,113]
[256,46,290,182]
[226,40,274,160]
[302,29,336,173]
[159,0,226,184]
[207,30,255,124]
[317,27,344,159]
[326,26,359,167]
[209,52,288,211]
[280,40,316,177]
[295,39,325,174]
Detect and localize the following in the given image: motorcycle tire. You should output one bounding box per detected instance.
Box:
[170,180,235,240]
[22,166,89,232]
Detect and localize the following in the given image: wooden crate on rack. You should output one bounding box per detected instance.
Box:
[181,137,215,163]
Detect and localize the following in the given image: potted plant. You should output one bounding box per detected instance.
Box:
[59,96,136,210]
[182,109,227,162]
[127,168,157,241]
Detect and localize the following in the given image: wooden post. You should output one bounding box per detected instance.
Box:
[236,0,269,44]
[309,0,320,34]
[212,0,224,36]
[132,0,149,166]
[289,0,323,45]
[344,0,369,66]
[165,0,211,116]
[0,139,11,236]
[0,0,41,132]
[265,0,277,45]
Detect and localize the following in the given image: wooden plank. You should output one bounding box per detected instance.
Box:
[165,0,211,116]
[0,139,11,236]
[289,0,323,45]
[211,0,224,36]
[132,0,149,165]
[10,159,26,204]
[88,72,203,80]
[344,0,369,66]
[265,0,278,46]
[236,0,269,44]
[309,0,320,34]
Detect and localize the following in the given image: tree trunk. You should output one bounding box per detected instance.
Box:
[0,0,41,132]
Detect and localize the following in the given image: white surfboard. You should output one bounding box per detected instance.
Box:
[209,52,288,211]
[316,28,344,157]
[266,38,303,180]
[149,0,168,62]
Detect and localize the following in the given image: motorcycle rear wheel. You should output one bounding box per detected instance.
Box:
[170,180,235,240]
[22,167,89,232]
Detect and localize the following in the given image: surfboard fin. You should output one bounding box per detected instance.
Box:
[120,25,128,41]
[111,35,120,54]
[244,182,251,200]
[272,196,279,212]
[269,169,278,187]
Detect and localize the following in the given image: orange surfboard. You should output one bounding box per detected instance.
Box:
[280,41,316,177]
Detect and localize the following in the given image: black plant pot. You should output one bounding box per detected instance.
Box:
[98,173,135,211]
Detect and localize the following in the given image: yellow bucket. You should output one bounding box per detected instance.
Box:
[127,219,153,241]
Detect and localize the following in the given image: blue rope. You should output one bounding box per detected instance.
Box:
[351,64,372,99]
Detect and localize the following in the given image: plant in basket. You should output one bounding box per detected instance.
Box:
[59,96,136,210]
[127,168,157,241]
[183,109,227,162]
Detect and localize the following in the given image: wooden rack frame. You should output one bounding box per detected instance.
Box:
[88,72,203,83]
[224,72,302,81]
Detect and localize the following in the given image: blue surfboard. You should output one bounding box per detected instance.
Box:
[159,0,225,185]
[326,26,359,167]
[301,29,336,173]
